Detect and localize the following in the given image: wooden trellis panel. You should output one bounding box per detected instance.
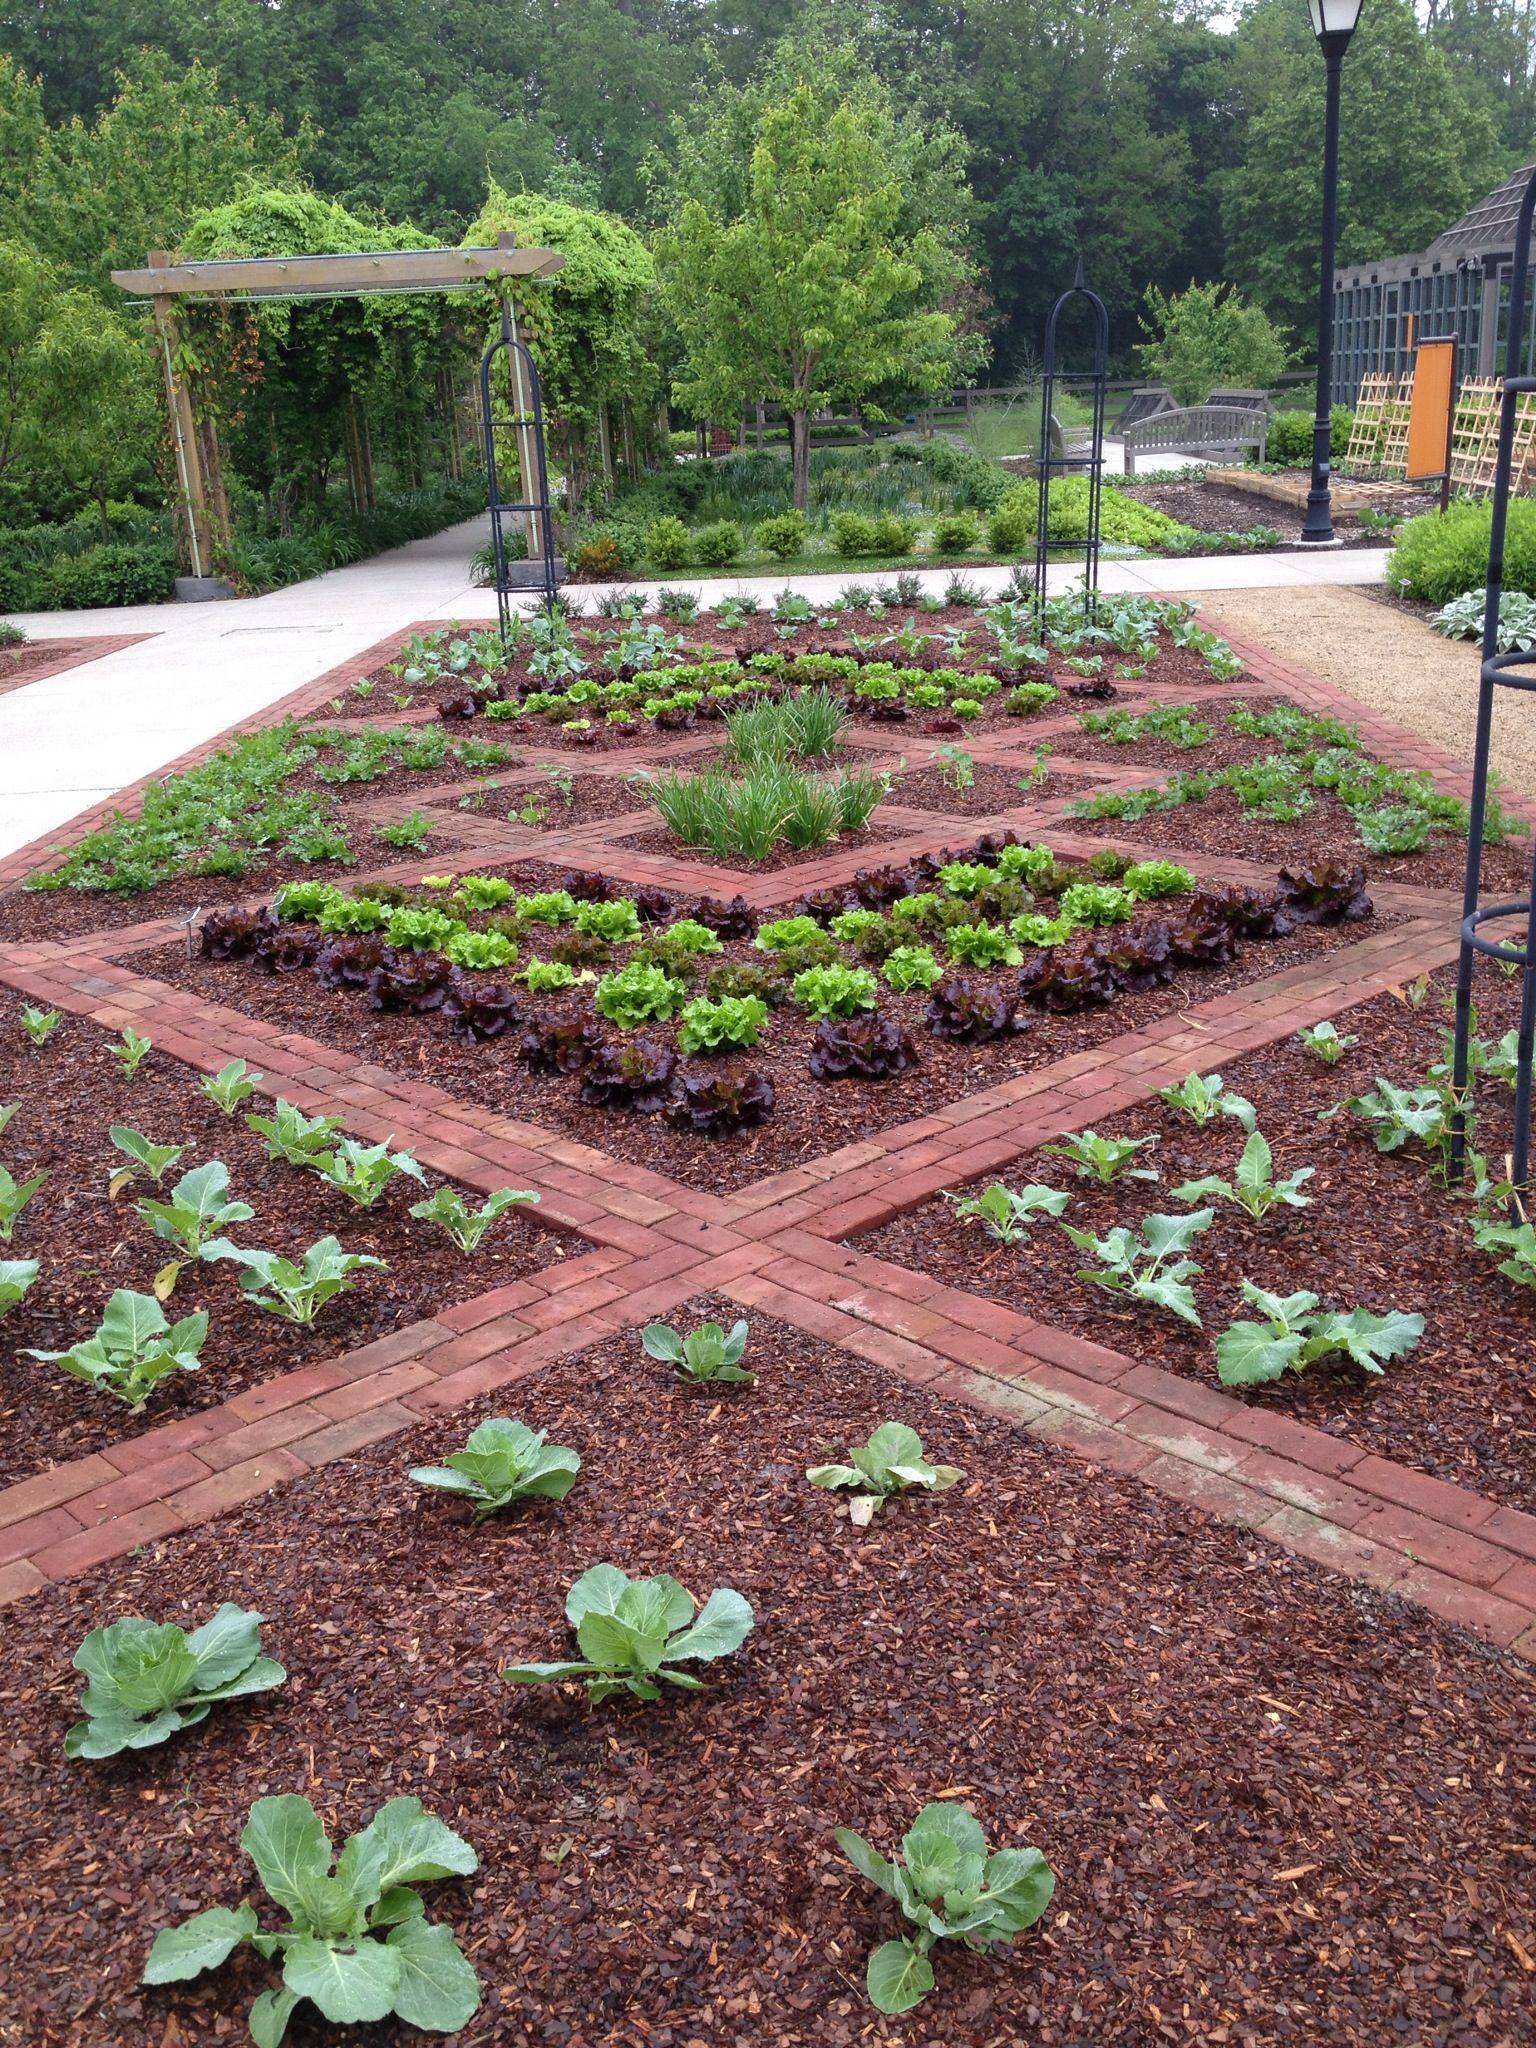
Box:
[1377,373,1413,478]
[1345,373,1393,471]
[1450,379,1502,491]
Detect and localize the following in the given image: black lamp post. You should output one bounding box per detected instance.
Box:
[1299,0,1366,546]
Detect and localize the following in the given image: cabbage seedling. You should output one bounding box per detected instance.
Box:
[142,1794,481,2039]
[1297,1020,1356,1065]
[111,1027,153,1078]
[108,1126,185,1196]
[504,1563,754,1703]
[0,1162,47,1242]
[26,1290,207,1406]
[409,1418,579,1518]
[408,1185,539,1253]
[946,1181,1068,1245]
[66,1603,285,1759]
[1041,1128,1159,1184]
[201,1058,263,1115]
[1157,1071,1255,1132]
[1174,1129,1314,1222]
[245,1099,345,1167]
[203,1237,384,1324]
[19,1005,60,1047]
[136,1160,254,1293]
[1215,1280,1424,1386]
[807,1421,963,1527]
[836,1800,1055,2014]
[310,1137,426,1208]
[641,1317,754,1386]
[1062,1209,1213,1326]
[0,1258,39,1315]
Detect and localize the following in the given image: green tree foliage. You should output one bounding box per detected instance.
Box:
[657,83,963,506]
[1136,281,1293,404]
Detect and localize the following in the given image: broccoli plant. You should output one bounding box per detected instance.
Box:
[142,1794,481,2040]
[946,1182,1068,1245]
[204,1237,384,1324]
[1215,1281,1425,1386]
[503,1563,754,1702]
[136,1161,254,1291]
[0,1257,39,1316]
[201,1059,263,1115]
[246,1100,345,1167]
[835,1800,1055,2016]
[0,1162,47,1241]
[25,1290,207,1406]
[807,1421,963,1527]
[1326,1078,1455,1168]
[19,1005,61,1047]
[66,1603,286,1759]
[1062,1210,1214,1325]
[1297,1020,1356,1065]
[409,1418,579,1518]
[310,1137,426,1208]
[108,1126,185,1196]
[1174,1129,1314,1222]
[641,1317,755,1386]
[1041,1129,1159,1185]
[110,1027,153,1078]
[1157,1071,1255,1131]
[408,1185,538,1253]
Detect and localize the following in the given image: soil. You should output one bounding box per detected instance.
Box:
[150,911,1390,1197]
[1046,696,1310,772]
[860,960,1536,1512]
[0,1005,570,1481]
[499,771,650,834]
[1119,478,1422,551]
[0,637,126,699]
[0,1305,1529,2048]
[882,762,1093,817]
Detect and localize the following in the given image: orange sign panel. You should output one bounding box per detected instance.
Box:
[1406,338,1456,482]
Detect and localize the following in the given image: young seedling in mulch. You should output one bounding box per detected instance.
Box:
[835,1800,1055,2015]
[807,1421,963,1527]
[642,1317,755,1387]
[1173,1128,1314,1223]
[109,1026,153,1078]
[203,1237,385,1325]
[1062,1209,1214,1326]
[245,1099,345,1168]
[0,1258,39,1316]
[142,1794,481,2040]
[409,1418,579,1519]
[1324,1078,1456,1170]
[201,1058,263,1115]
[135,1160,254,1296]
[66,1603,286,1759]
[25,1290,208,1407]
[1040,1128,1159,1185]
[1158,1071,1255,1132]
[1215,1280,1424,1387]
[1297,1020,1356,1065]
[0,1161,47,1242]
[945,1181,1068,1246]
[108,1126,185,1196]
[503,1564,754,1703]
[309,1137,426,1209]
[0,1104,15,1139]
[19,1005,61,1048]
[409,1185,539,1254]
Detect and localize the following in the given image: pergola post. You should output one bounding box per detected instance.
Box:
[147,253,216,581]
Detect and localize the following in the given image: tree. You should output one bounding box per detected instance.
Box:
[656,84,964,507]
[1137,281,1293,403]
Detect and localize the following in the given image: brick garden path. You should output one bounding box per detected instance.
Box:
[2,618,1533,1663]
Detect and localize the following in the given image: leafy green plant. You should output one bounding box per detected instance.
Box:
[835,1800,1055,2016]
[108,1126,185,1196]
[1062,1209,1214,1325]
[0,1161,47,1241]
[1296,1020,1356,1065]
[136,1160,254,1289]
[677,994,768,1054]
[444,927,517,972]
[310,1137,426,1209]
[573,898,642,944]
[19,1005,61,1047]
[946,1181,1069,1244]
[1215,1281,1425,1387]
[755,915,823,952]
[807,1421,962,1526]
[945,922,1021,969]
[1123,860,1196,901]
[408,1185,538,1253]
[1158,1072,1255,1131]
[66,1603,286,1760]
[1058,882,1134,928]
[503,1564,754,1703]
[882,944,943,993]
[595,959,688,1029]
[791,963,878,1020]
[378,810,435,852]
[0,1103,14,1138]
[641,1317,754,1386]
[25,1290,208,1406]
[1041,1129,1159,1184]
[202,1059,263,1115]
[204,1237,384,1325]
[142,1793,482,2040]
[409,1418,579,1517]
[1327,1078,1454,1161]
[1174,1128,1314,1221]
[111,1026,153,1078]
[0,1257,39,1316]
[247,1100,345,1168]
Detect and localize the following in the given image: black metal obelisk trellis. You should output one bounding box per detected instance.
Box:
[1450,163,1536,1195]
[1033,261,1109,620]
[479,303,562,632]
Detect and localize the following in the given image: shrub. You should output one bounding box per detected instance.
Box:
[693,518,742,567]
[872,514,917,555]
[1265,406,1352,465]
[568,530,635,581]
[1389,498,1536,606]
[831,511,880,557]
[988,486,1035,553]
[930,511,980,553]
[755,510,807,559]
[644,514,693,571]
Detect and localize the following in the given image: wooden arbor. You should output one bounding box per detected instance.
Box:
[111,234,565,587]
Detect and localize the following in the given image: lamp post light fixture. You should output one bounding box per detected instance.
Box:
[1299,0,1366,546]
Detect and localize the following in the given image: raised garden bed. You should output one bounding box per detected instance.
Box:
[0,1305,1529,2045]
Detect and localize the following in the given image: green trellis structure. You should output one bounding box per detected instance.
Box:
[112,234,564,592]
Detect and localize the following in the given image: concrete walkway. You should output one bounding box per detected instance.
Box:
[0,512,1391,863]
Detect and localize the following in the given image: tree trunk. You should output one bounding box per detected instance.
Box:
[789,409,811,509]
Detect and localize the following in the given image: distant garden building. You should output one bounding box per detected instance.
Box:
[1332,163,1536,404]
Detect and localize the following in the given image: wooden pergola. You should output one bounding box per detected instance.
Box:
[112,233,564,584]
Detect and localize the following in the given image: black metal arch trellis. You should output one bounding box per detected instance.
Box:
[1033,261,1110,619]
[479,308,561,633]
[1450,163,1536,1195]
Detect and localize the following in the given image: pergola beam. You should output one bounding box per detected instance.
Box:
[111,233,563,303]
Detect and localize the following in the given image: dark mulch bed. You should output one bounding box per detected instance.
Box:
[1070,784,1530,894]
[1119,478,1420,551]
[883,761,1094,817]
[860,961,1536,1511]
[499,769,650,833]
[0,1007,570,1483]
[0,637,130,699]
[1,857,365,948]
[1047,696,1309,772]
[0,1304,1529,2048]
[149,913,1390,1197]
